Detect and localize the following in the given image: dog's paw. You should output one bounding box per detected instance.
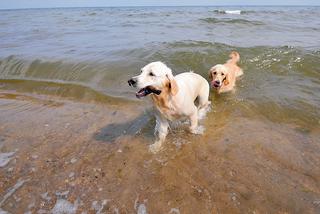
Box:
[190,125,205,135]
[149,141,163,154]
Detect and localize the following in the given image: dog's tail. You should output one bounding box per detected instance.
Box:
[229,51,240,64]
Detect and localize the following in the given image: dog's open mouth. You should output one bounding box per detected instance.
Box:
[136,86,161,98]
[211,82,220,89]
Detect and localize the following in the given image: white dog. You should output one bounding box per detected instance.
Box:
[128,61,210,153]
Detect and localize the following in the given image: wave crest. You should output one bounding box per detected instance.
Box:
[200,17,264,25]
[212,9,253,14]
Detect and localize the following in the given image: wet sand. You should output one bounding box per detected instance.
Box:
[0,90,320,214]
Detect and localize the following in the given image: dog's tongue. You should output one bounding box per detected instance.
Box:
[211,82,220,88]
[136,88,148,99]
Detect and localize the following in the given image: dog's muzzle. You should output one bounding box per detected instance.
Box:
[212,80,221,88]
[128,78,161,98]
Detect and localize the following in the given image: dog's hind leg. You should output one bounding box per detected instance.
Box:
[189,106,204,135]
[197,82,211,120]
[198,81,210,107]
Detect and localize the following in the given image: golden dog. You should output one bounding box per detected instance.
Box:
[209,51,243,93]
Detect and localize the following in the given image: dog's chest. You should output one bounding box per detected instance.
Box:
[151,96,181,120]
[158,106,181,120]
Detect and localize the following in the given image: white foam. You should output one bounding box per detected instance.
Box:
[294,57,301,62]
[225,10,242,14]
[51,199,78,214]
[0,152,15,167]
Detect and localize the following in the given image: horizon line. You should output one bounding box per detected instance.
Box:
[0,5,319,10]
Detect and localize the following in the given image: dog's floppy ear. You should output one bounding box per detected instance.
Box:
[209,66,216,80]
[224,73,230,86]
[209,70,212,80]
[166,74,179,96]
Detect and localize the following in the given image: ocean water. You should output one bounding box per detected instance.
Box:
[0,7,320,213]
[0,6,319,128]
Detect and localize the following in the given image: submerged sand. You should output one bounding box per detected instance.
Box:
[0,91,319,214]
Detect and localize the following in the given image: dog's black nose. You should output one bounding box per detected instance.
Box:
[128,79,136,86]
[215,80,220,85]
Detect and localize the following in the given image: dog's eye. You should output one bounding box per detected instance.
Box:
[140,70,143,73]
[213,72,217,75]
[149,72,155,76]
[221,73,225,76]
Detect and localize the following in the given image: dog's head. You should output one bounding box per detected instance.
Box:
[128,61,178,98]
[209,64,229,89]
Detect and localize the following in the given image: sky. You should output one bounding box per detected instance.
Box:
[0,0,319,9]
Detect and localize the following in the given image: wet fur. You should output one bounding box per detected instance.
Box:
[129,61,210,153]
[209,51,243,93]
[151,79,180,119]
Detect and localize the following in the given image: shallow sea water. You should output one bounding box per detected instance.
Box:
[0,6,319,213]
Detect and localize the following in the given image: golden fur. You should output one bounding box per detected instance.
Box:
[209,51,243,93]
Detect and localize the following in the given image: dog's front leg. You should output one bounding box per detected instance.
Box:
[149,115,168,153]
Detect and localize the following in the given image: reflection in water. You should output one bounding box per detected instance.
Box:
[94,112,153,143]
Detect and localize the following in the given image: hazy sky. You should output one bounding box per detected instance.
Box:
[0,0,319,9]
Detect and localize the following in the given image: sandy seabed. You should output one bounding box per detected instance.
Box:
[0,91,319,214]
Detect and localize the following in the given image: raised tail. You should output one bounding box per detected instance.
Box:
[228,51,240,64]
